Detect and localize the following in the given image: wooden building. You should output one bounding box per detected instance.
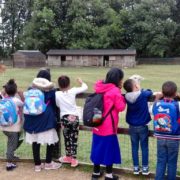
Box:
[13,50,46,68]
[47,49,136,68]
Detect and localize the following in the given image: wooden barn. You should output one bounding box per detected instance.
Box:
[47,49,136,68]
[13,50,46,68]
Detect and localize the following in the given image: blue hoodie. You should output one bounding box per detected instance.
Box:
[125,89,153,126]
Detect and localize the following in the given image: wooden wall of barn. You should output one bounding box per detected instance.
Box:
[47,55,136,68]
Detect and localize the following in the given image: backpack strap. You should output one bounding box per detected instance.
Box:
[102,105,115,133]
[46,100,50,106]
[102,105,114,120]
[110,110,116,133]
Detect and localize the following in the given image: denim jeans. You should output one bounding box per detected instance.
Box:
[129,125,149,167]
[155,139,179,180]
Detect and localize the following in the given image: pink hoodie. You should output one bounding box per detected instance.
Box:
[93,80,126,136]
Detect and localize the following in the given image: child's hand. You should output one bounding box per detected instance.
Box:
[77,78,83,84]
[153,92,163,100]
[174,92,180,101]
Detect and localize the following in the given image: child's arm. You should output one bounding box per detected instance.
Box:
[114,89,126,112]
[73,78,88,94]
[153,92,163,101]
[17,90,25,102]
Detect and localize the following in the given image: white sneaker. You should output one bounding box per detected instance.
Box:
[44,161,62,170]
[35,163,44,172]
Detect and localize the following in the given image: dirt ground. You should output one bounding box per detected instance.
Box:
[0,162,147,180]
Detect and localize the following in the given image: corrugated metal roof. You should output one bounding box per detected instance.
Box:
[47,49,136,56]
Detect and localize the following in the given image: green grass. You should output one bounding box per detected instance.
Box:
[0,65,180,174]
[1,65,180,92]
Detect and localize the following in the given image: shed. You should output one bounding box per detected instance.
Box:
[46,49,136,68]
[13,50,46,68]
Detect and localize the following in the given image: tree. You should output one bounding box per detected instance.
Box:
[128,0,177,57]
[0,0,33,56]
[169,0,180,56]
[4,0,180,57]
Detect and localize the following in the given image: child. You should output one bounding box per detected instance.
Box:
[91,68,126,180]
[1,79,24,171]
[23,69,61,172]
[123,77,153,175]
[152,81,180,180]
[56,76,88,167]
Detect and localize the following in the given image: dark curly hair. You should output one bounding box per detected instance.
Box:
[4,79,17,96]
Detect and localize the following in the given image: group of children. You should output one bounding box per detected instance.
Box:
[0,67,179,180]
[0,68,88,172]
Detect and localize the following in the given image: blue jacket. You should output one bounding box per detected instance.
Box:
[125,89,153,126]
[23,89,57,133]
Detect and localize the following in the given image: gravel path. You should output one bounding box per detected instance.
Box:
[0,162,149,180]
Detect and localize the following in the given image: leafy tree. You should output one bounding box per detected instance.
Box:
[1,0,180,57]
[169,0,180,56]
[0,0,33,56]
[127,0,177,57]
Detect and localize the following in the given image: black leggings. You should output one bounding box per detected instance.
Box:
[94,164,113,174]
[32,142,54,165]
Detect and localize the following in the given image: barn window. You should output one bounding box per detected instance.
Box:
[61,55,66,61]
[103,56,109,67]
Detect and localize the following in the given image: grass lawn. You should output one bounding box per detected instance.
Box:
[0,65,180,174]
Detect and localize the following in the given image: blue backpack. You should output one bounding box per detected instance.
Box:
[23,89,48,115]
[0,98,18,126]
[83,93,114,128]
[152,99,180,135]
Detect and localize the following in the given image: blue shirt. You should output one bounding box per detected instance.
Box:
[125,89,153,126]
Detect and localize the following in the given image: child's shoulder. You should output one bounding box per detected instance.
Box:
[141,89,153,97]
[12,96,23,106]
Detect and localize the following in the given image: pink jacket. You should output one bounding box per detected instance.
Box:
[93,80,126,136]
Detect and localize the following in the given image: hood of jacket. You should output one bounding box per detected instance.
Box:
[94,80,116,93]
[125,91,141,103]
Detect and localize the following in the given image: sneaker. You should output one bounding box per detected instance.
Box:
[6,163,17,171]
[91,171,103,180]
[105,174,119,180]
[44,161,62,170]
[133,166,141,175]
[59,156,72,164]
[34,163,44,172]
[142,166,150,175]
[71,158,78,167]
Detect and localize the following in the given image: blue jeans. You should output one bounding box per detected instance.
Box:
[129,125,149,167]
[155,139,179,180]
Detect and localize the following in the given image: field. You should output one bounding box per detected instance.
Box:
[0,65,180,175]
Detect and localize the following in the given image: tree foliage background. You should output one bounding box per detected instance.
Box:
[0,0,180,57]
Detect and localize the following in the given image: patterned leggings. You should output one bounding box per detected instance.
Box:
[61,115,79,158]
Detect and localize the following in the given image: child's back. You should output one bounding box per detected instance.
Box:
[123,78,152,175]
[56,84,87,118]
[56,76,88,168]
[152,81,180,180]
[1,96,23,132]
[1,79,24,171]
[125,89,152,126]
